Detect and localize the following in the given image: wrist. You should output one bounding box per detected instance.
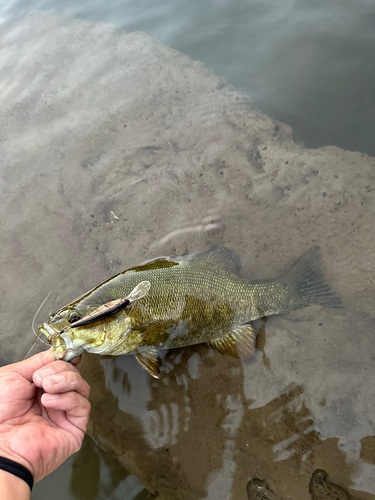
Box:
[0,468,31,500]
[0,446,33,477]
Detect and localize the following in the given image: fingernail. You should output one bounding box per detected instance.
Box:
[34,368,54,383]
[44,394,59,401]
[49,375,64,385]
[37,368,54,378]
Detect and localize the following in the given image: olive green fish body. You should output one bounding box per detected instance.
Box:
[40,245,341,377]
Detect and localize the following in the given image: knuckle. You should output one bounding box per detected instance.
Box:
[72,373,90,397]
[53,360,67,370]
[66,392,79,408]
[80,395,90,409]
[54,360,80,374]
[79,398,91,418]
[83,381,91,397]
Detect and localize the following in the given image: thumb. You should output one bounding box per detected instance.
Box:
[13,349,56,381]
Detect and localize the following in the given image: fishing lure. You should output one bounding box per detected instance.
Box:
[70,280,151,328]
[47,281,151,344]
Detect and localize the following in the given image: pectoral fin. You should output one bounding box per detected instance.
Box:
[135,350,162,379]
[208,324,256,361]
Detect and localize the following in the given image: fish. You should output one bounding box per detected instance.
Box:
[38,245,342,378]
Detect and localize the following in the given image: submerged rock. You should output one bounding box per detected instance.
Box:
[247,478,281,500]
[1,11,375,500]
[246,471,353,500]
[309,470,350,500]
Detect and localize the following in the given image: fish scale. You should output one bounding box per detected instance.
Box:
[39,245,342,378]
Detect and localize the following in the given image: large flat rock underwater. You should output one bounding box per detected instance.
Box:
[1,11,375,500]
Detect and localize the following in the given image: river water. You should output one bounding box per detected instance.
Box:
[0,1,374,499]
[2,0,375,157]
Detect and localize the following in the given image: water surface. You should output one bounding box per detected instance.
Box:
[2,0,375,156]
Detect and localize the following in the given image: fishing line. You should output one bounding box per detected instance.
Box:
[23,292,52,360]
[32,292,51,341]
[23,343,37,361]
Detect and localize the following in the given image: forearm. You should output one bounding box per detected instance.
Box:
[0,469,30,500]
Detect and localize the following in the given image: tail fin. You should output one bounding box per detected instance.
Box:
[280,246,342,311]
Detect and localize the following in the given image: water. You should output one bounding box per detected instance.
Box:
[33,436,146,500]
[0,1,374,499]
[2,0,375,157]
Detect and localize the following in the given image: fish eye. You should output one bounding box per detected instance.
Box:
[68,312,81,324]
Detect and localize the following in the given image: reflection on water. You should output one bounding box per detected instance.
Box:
[84,349,373,499]
[1,7,375,500]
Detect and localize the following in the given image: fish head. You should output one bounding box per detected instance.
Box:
[37,280,151,361]
[37,302,92,359]
[38,311,136,361]
[37,318,98,361]
[45,301,91,331]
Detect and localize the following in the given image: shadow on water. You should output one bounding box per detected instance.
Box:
[32,434,147,500]
[70,436,147,500]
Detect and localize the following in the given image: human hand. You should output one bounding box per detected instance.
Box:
[0,349,90,483]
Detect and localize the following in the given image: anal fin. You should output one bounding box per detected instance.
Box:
[135,350,162,379]
[208,324,256,361]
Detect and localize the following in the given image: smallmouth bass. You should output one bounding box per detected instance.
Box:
[39,245,342,378]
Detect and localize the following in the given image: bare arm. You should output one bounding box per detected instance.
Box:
[0,469,30,500]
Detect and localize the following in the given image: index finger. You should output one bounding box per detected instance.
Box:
[33,359,82,387]
[3,349,56,382]
[70,355,82,366]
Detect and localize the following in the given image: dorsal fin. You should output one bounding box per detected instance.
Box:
[125,258,178,273]
[191,245,241,274]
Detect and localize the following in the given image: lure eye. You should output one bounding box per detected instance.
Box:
[68,312,81,324]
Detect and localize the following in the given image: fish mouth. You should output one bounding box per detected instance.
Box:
[38,322,84,361]
[56,328,85,361]
[39,317,134,361]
